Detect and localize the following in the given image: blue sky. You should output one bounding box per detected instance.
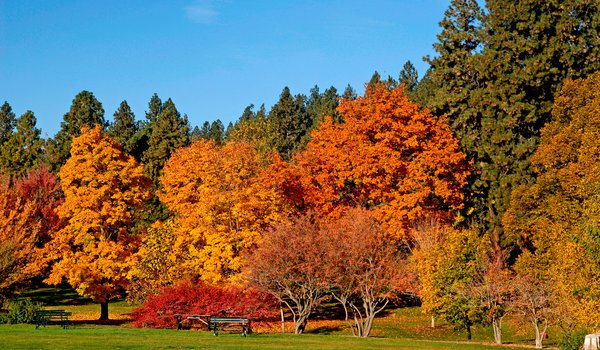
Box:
[0,0,449,137]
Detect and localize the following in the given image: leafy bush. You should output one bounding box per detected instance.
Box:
[131,280,278,328]
[0,298,42,324]
[559,328,588,350]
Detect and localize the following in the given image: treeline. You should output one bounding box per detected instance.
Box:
[1,0,599,347]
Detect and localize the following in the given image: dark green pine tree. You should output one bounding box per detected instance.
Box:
[368,70,382,86]
[127,94,163,163]
[145,93,163,123]
[0,111,44,176]
[191,125,202,142]
[473,0,600,254]
[306,85,340,126]
[424,0,484,155]
[142,98,190,184]
[224,122,234,139]
[107,100,139,156]
[267,87,311,161]
[342,84,357,101]
[410,68,436,107]
[0,102,16,146]
[200,121,211,137]
[208,119,225,145]
[46,91,106,171]
[425,0,600,260]
[239,104,256,122]
[398,60,419,95]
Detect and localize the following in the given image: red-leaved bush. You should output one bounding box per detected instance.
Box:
[131,280,278,328]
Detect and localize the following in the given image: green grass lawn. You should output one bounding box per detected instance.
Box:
[4,287,556,349]
[0,324,536,350]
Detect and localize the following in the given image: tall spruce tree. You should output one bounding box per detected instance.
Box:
[46,91,106,171]
[342,84,357,101]
[267,87,311,160]
[398,60,419,95]
[208,119,225,145]
[476,0,600,254]
[107,100,139,156]
[0,111,44,176]
[306,85,340,126]
[424,0,484,155]
[142,98,190,184]
[0,102,16,146]
[425,0,600,260]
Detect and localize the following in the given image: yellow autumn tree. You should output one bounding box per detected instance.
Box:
[504,71,600,330]
[159,139,286,284]
[127,220,181,303]
[45,125,151,320]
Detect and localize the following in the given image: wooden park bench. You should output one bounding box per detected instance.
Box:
[209,316,251,336]
[174,314,210,330]
[34,310,72,329]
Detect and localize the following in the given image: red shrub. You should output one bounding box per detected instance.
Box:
[131,280,278,328]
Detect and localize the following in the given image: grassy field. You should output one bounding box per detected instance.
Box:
[0,324,540,350]
[1,287,556,350]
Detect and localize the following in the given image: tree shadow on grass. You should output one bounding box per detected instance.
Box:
[306,324,345,335]
[20,284,93,306]
[70,319,131,326]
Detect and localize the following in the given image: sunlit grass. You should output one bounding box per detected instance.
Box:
[9,286,558,349]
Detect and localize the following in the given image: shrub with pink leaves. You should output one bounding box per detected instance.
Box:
[131,280,278,328]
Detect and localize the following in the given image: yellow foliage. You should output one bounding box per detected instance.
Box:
[45,125,151,303]
[159,139,286,284]
[504,72,600,329]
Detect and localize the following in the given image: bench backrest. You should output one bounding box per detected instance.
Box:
[36,310,66,314]
[210,317,249,323]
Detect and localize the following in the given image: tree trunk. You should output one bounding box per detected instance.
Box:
[533,320,548,349]
[100,301,109,321]
[280,307,285,334]
[294,316,307,334]
[466,323,472,340]
[431,315,435,328]
[492,317,502,344]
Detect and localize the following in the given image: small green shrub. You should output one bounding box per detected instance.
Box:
[559,328,588,350]
[0,298,42,324]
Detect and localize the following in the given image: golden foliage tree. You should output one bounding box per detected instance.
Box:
[159,139,286,284]
[271,83,469,238]
[127,220,181,303]
[504,71,600,331]
[46,125,151,320]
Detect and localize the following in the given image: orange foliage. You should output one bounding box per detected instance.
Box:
[45,125,151,305]
[269,83,469,238]
[159,139,286,284]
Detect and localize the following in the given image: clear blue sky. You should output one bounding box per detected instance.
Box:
[0,0,449,137]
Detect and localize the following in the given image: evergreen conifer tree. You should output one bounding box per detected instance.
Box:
[0,102,16,145]
[45,91,106,171]
[142,98,190,184]
[267,87,311,160]
[0,111,44,176]
[107,100,139,155]
[398,60,419,94]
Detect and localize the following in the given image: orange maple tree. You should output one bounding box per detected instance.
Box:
[269,83,469,238]
[159,139,286,284]
[45,125,151,320]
